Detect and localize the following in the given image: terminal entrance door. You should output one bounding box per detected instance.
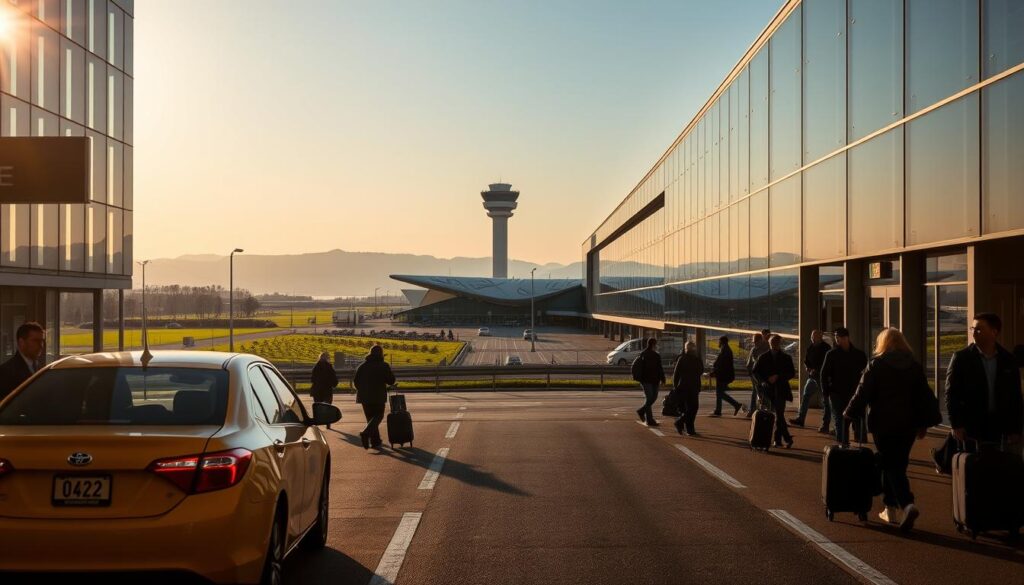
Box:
[868,286,900,353]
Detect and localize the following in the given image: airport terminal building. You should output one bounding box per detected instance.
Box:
[0,1,133,359]
[583,0,1024,400]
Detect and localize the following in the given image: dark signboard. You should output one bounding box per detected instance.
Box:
[0,137,90,203]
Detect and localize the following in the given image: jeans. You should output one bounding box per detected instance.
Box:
[765,394,792,443]
[362,403,386,445]
[679,388,700,431]
[714,379,741,414]
[796,377,831,426]
[875,432,917,508]
[829,395,867,444]
[639,383,659,423]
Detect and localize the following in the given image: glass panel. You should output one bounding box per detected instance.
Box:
[770,6,801,180]
[124,11,133,75]
[106,65,123,139]
[937,285,968,414]
[86,53,106,132]
[31,20,60,114]
[906,0,979,114]
[107,138,123,207]
[906,95,980,245]
[123,209,131,271]
[2,204,30,267]
[738,67,750,197]
[737,198,749,273]
[103,290,119,351]
[819,265,844,291]
[728,83,739,202]
[58,291,93,355]
[888,296,900,329]
[848,0,903,141]
[926,252,967,283]
[31,204,59,269]
[769,174,801,267]
[0,8,32,101]
[107,3,124,70]
[803,153,846,262]
[803,0,846,162]
[848,128,904,254]
[107,207,121,274]
[61,39,86,124]
[982,71,1024,234]
[88,0,107,60]
[926,286,937,393]
[87,130,106,201]
[869,296,885,353]
[750,192,767,271]
[769,269,799,336]
[749,49,769,192]
[87,201,106,273]
[59,203,85,272]
[983,0,1024,79]
[749,273,771,331]
[124,145,132,209]
[66,0,88,45]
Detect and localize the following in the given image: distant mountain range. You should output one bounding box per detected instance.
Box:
[133,250,584,297]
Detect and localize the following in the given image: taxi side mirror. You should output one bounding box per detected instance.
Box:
[310,402,342,426]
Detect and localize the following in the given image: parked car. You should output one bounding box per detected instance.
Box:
[477,327,490,336]
[165,322,183,329]
[0,350,341,585]
[606,337,685,366]
[522,329,536,341]
[505,355,523,366]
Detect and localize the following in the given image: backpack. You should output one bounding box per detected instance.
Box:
[631,354,645,382]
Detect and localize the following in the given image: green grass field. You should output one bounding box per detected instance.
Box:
[60,327,277,349]
[204,334,464,366]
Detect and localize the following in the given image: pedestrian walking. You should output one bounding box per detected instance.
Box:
[820,327,868,444]
[0,322,45,401]
[745,333,770,418]
[310,352,338,429]
[945,313,1023,446]
[672,341,704,436]
[632,338,666,427]
[710,335,744,417]
[753,335,796,448]
[845,328,941,532]
[790,330,832,432]
[353,344,396,450]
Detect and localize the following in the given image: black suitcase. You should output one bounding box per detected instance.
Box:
[952,441,1024,539]
[386,410,414,448]
[389,393,407,413]
[749,407,774,452]
[662,392,681,417]
[821,444,877,522]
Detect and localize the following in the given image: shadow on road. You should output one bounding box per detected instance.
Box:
[284,546,375,585]
[858,521,1024,562]
[376,445,531,497]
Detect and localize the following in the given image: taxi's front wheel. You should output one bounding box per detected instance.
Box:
[260,508,286,585]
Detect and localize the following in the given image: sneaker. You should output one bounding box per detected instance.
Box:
[685,429,697,437]
[647,420,660,427]
[900,504,920,532]
[784,438,794,449]
[788,418,805,427]
[636,408,645,423]
[878,506,899,525]
[674,419,684,435]
[772,440,783,448]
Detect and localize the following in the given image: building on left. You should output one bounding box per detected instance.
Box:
[0,1,133,360]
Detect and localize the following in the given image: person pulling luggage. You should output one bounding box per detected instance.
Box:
[709,335,743,417]
[752,335,795,448]
[844,328,941,532]
[353,344,396,449]
[820,327,868,444]
[310,351,339,429]
[633,338,666,427]
[672,341,703,436]
[790,329,831,432]
[745,333,769,418]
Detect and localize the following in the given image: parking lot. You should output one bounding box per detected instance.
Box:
[431,325,619,366]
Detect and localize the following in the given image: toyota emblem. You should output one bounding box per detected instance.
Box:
[67,452,93,466]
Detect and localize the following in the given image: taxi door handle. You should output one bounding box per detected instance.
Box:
[273,439,286,456]
[301,438,312,449]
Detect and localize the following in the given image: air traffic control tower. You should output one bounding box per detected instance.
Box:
[481,183,519,278]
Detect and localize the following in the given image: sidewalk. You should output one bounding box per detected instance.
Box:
[656,398,1024,585]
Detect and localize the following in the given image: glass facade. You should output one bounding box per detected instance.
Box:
[586,0,1024,343]
[0,0,133,278]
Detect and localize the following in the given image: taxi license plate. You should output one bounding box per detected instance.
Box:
[52,475,112,507]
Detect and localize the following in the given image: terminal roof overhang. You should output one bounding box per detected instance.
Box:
[391,275,582,307]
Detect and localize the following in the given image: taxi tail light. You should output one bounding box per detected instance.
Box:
[148,448,252,494]
[0,458,13,478]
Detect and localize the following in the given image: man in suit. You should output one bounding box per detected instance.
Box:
[753,335,797,448]
[0,322,45,401]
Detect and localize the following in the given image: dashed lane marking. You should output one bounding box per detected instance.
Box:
[417,447,450,490]
[455,412,464,419]
[368,512,423,585]
[768,509,898,585]
[674,444,746,489]
[459,406,467,410]
[445,422,460,439]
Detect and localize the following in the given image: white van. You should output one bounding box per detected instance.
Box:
[606,337,684,366]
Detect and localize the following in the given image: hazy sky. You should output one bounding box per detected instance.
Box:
[134,0,781,265]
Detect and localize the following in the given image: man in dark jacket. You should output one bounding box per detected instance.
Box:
[633,338,666,427]
[353,344,396,449]
[0,322,45,402]
[945,313,1024,445]
[672,341,704,436]
[820,327,868,444]
[710,335,743,417]
[753,335,796,448]
[790,330,831,432]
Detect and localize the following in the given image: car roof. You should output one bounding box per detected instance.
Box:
[48,350,251,370]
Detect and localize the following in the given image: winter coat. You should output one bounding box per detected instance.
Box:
[633,348,666,385]
[804,341,831,379]
[752,350,796,403]
[353,354,396,406]
[711,345,735,385]
[820,344,868,402]
[672,351,703,396]
[845,351,938,436]
[945,343,1024,441]
[310,360,338,403]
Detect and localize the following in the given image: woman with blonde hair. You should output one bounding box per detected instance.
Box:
[845,328,941,532]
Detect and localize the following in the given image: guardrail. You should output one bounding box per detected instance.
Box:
[276,364,635,392]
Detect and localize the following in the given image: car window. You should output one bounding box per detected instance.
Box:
[261,366,306,424]
[0,367,228,426]
[249,367,282,424]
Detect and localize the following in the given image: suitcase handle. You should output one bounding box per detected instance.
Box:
[955,438,980,453]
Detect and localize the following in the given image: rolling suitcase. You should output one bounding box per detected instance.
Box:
[386,390,414,448]
[749,403,774,452]
[821,444,877,522]
[951,440,1024,539]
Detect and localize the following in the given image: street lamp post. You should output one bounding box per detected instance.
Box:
[530,268,536,352]
[137,260,150,351]
[229,248,244,351]
[374,287,381,318]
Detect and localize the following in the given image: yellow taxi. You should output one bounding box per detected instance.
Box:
[0,351,341,584]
